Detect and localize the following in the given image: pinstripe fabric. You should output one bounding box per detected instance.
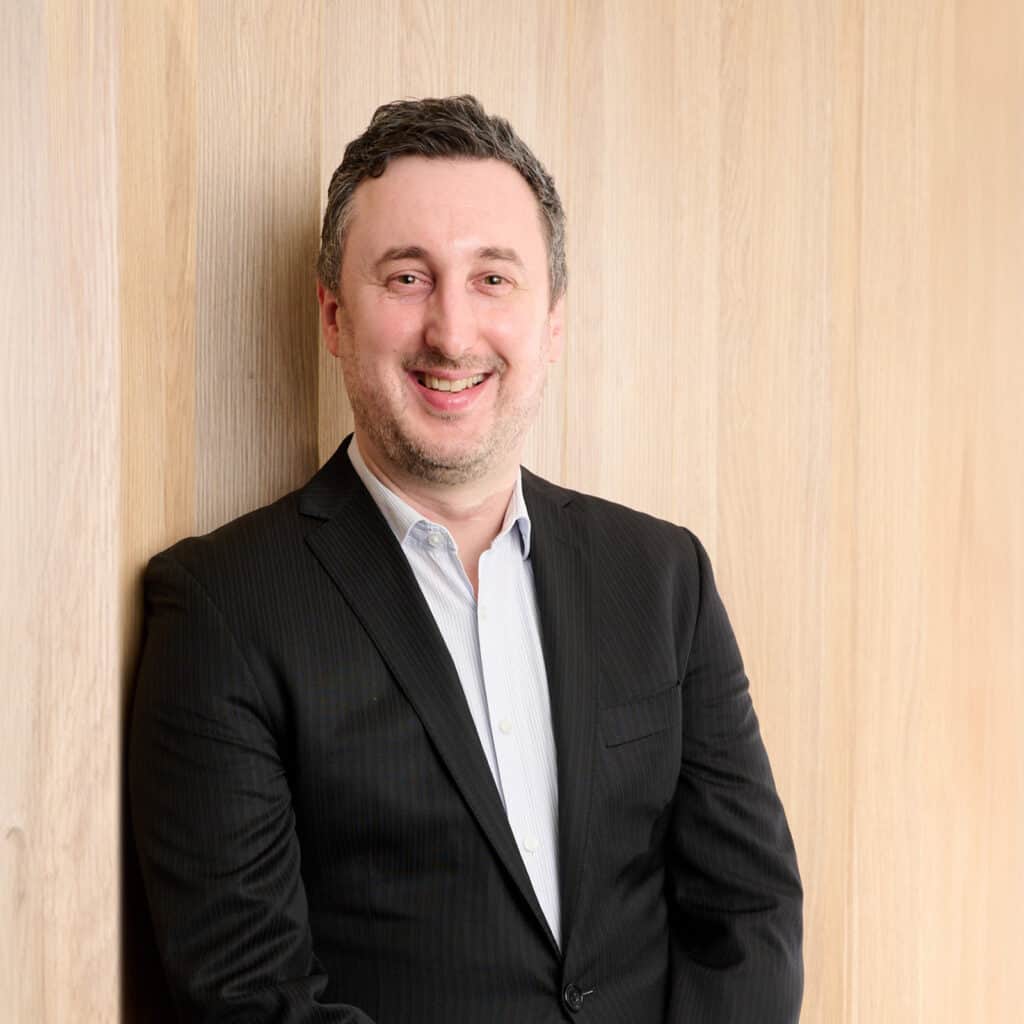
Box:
[129,436,803,1023]
[347,440,561,946]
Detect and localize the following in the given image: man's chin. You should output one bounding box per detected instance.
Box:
[376,430,498,486]
[401,445,494,485]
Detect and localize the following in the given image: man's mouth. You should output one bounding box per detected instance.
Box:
[414,372,487,393]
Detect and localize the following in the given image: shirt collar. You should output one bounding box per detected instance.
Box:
[347,437,532,558]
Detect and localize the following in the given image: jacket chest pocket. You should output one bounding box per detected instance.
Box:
[600,681,681,747]
[597,682,682,824]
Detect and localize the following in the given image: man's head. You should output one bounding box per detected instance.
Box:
[317,95,566,309]
[317,97,567,490]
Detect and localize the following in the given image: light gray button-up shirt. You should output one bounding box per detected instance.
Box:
[348,440,561,946]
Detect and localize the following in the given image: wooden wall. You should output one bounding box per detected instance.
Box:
[2,2,1021,1020]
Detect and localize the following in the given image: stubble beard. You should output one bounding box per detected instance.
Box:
[342,352,549,488]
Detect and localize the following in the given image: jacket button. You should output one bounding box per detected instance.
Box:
[562,983,584,1013]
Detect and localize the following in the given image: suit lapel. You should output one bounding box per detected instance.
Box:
[300,441,557,950]
[523,470,599,960]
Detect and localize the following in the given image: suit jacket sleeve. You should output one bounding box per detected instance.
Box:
[129,552,376,1023]
[665,532,803,1022]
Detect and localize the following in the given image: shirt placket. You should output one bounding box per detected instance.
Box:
[477,539,551,880]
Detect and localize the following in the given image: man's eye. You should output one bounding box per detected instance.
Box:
[482,274,506,287]
[395,274,419,285]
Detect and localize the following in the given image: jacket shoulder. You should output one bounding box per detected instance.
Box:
[148,440,359,588]
[523,467,702,572]
[146,487,309,596]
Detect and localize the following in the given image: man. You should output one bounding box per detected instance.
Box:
[131,95,802,1023]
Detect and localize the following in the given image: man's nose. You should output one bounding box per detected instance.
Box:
[423,280,477,360]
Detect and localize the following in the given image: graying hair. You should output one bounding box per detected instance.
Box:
[317,95,566,305]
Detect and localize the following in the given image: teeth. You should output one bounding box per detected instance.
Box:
[421,373,485,393]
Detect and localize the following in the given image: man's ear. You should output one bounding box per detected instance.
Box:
[547,293,566,364]
[317,281,342,357]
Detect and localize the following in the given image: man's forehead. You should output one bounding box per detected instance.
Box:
[348,155,548,260]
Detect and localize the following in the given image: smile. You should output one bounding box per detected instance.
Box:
[415,372,486,393]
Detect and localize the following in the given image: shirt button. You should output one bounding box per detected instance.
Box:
[427,531,443,548]
[498,718,513,735]
[523,836,539,854]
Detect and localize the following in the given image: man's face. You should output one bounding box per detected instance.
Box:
[318,155,564,487]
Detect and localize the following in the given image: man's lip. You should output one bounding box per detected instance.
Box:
[408,369,493,410]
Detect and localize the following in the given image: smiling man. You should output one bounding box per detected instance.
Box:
[317,153,565,594]
[131,96,803,1023]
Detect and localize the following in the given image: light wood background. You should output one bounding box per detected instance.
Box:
[3,2,1021,1021]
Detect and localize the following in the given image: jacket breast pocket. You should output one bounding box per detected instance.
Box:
[600,682,681,748]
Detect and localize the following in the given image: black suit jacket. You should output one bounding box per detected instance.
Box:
[130,437,802,1023]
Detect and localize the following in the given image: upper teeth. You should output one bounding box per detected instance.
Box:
[421,373,485,393]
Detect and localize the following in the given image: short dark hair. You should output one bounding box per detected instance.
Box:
[317,95,566,305]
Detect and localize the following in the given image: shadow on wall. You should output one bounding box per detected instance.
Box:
[122,589,176,1022]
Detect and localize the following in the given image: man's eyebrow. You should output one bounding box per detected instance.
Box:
[476,246,524,268]
[374,245,428,270]
[373,245,526,271]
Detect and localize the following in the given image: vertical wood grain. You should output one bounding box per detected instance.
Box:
[916,2,1024,1019]
[561,0,721,540]
[718,9,837,1020]
[1,1,121,1020]
[854,3,944,1017]
[824,1,863,1018]
[119,0,198,611]
[118,6,198,1018]
[195,0,321,532]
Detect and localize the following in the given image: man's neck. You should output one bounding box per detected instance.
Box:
[354,433,518,595]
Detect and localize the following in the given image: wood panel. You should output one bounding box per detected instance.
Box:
[117,5,198,1018]
[119,0,198,607]
[717,4,1024,1020]
[718,1,838,1017]
[823,2,864,1017]
[916,2,1024,1018]
[194,0,321,532]
[854,5,942,1016]
[561,0,722,538]
[1,2,121,1020]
